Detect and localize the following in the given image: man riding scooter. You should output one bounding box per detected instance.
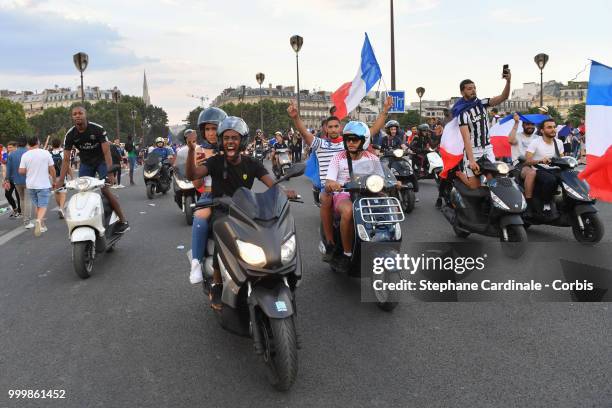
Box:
[410,124,433,177]
[149,137,175,179]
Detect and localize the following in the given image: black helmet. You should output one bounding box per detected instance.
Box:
[197,107,227,129]
[385,119,400,130]
[417,123,430,132]
[217,116,249,151]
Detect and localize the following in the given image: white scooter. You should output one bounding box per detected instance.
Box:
[426,148,444,185]
[64,177,123,279]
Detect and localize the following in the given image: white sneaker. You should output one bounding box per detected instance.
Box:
[189,259,203,284]
[24,222,35,229]
[40,225,48,233]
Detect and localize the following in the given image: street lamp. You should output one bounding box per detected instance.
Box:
[290,35,304,112]
[534,53,549,108]
[72,52,89,103]
[256,73,265,132]
[416,87,425,121]
[130,109,137,138]
[239,85,246,117]
[112,86,121,140]
[390,0,396,90]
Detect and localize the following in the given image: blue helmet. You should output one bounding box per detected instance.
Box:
[342,121,370,151]
[217,116,249,151]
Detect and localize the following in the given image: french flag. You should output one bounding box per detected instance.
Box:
[489,113,550,159]
[439,117,464,179]
[579,60,612,202]
[331,33,382,120]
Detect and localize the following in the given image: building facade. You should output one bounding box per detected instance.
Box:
[0,86,118,118]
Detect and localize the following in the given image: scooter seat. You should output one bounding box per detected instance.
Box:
[453,180,489,198]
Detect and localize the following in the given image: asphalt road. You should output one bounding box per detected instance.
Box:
[1,163,611,407]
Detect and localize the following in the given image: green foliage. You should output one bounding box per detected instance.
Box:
[566,103,585,127]
[395,111,423,130]
[25,95,169,147]
[184,106,204,134]
[0,99,30,144]
[217,101,292,137]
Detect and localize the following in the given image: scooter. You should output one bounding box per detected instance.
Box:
[440,157,528,258]
[143,153,172,199]
[172,168,200,226]
[197,164,305,391]
[254,147,267,164]
[272,148,292,178]
[517,156,604,243]
[380,147,418,213]
[320,159,404,311]
[63,176,124,279]
[413,147,443,184]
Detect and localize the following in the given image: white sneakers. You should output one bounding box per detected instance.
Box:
[189,259,203,284]
[24,222,35,229]
[34,219,42,237]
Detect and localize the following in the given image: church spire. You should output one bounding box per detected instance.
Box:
[143,70,151,107]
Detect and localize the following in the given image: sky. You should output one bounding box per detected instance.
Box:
[1,0,611,124]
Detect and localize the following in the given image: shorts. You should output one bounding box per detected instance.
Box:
[79,162,108,179]
[30,188,51,208]
[332,192,351,215]
[464,145,495,177]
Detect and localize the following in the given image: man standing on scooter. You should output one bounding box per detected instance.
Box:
[185,117,297,309]
[56,106,129,233]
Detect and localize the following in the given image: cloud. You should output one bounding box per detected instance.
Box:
[0,8,155,75]
[489,8,544,24]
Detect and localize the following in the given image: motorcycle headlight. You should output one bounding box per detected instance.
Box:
[496,163,510,175]
[144,170,158,178]
[236,240,266,267]
[176,179,193,189]
[490,191,510,210]
[366,175,384,193]
[393,149,404,158]
[280,235,296,263]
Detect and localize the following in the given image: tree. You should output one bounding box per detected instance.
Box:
[396,111,423,130]
[0,99,30,145]
[28,106,71,140]
[219,101,292,137]
[527,105,563,124]
[184,106,204,134]
[566,103,585,127]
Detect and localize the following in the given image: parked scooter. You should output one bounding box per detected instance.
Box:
[320,159,404,311]
[144,153,172,199]
[517,156,604,243]
[380,147,418,213]
[196,164,305,391]
[272,148,292,178]
[440,157,528,258]
[63,176,125,279]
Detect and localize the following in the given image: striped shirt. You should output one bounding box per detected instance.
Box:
[458,98,491,148]
[311,137,345,187]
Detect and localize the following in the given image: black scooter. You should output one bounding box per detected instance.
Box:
[516,156,604,243]
[379,146,418,213]
[320,159,404,311]
[197,164,305,391]
[440,157,528,258]
[143,153,172,199]
[254,146,267,164]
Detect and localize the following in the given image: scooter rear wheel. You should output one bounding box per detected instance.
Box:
[184,195,194,226]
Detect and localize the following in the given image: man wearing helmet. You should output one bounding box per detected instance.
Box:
[185,117,297,308]
[410,124,433,176]
[271,131,288,174]
[324,121,380,270]
[185,107,226,285]
[287,96,393,262]
[148,136,175,181]
[380,120,406,151]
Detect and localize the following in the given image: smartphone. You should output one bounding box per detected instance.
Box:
[502,64,509,79]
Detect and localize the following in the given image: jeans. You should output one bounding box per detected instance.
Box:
[128,156,136,182]
[30,188,51,208]
[5,181,20,212]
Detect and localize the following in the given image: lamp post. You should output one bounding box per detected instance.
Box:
[112,87,121,140]
[416,87,425,121]
[239,85,246,117]
[390,0,396,90]
[256,73,265,132]
[534,53,549,108]
[72,52,89,103]
[130,109,137,138]
[290,35,304,112]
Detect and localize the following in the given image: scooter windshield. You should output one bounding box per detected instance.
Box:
[173,148,188,178]
[145,153,162,169]
[231,185,287,221]
[350,159,389,183]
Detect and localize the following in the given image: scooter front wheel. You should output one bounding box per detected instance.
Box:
[500,224,528,258]
[184,195,194,226]
[72,241,94,279]
[572,212,604,244]
[373,270,399,312]
[146,183,155,199]
[259,316,298,391]
[400,189,416,214]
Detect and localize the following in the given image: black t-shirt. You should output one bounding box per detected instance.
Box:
[206,155,268,198]
[273,142,288,150]
[63,122,108,166]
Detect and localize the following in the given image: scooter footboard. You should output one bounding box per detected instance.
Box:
[250,284,294,319]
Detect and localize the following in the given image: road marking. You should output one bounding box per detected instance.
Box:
[0,225,27,246]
